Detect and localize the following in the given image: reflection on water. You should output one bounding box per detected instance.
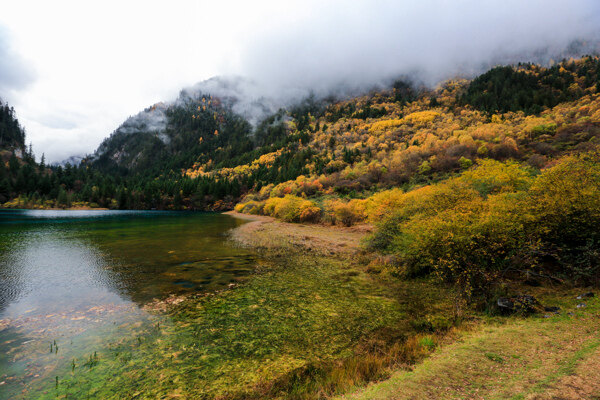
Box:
[1,233,121,317]
[0,209,256,398]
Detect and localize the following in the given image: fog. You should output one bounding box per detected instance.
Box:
[1,0,599,162]
[235,0,600,95]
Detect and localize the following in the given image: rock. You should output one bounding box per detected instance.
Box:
[576,303,586,308]
[497,295,541,314]
[576,292,595,299]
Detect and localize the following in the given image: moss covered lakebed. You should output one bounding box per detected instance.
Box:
[0,210,452,399]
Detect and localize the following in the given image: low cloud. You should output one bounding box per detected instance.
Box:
[0,26,34,100]
[234,0,600,95]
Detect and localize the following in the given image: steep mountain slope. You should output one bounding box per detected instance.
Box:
[88,76,285,177]
[0,100,36,203]
[196,56,600,197]
[0,99,25,153]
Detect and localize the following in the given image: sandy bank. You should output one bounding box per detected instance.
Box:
[224,210,372,256]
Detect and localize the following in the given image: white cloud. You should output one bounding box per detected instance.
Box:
[0,0,599,162]
[236,0,600,91]
[0,26,35,101]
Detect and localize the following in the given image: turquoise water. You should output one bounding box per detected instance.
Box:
[0,210,256,398]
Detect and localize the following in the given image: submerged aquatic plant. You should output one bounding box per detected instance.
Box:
[19,254,452,400]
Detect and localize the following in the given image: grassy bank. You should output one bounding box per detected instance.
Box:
[339,289,600,400]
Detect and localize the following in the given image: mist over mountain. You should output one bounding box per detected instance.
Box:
[233,0,600,94]
[88,75,289,173]
[88,0,600,167]
[89,37,600,172]
[55,154,84,167]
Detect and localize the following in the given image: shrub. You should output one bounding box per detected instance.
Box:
[299,203,322,223]
[234,200,264,215]
[400,193,527,297]
[258,184,274,200]
[264,197,283,216]
[326,199,366,226]
[524,151,600,283]
[367,184,481,251]
[368,152,600,300]
[365,213,405,253]
[404,111,440,127]
[369,119,404,134]
[269,196,299,221]
[264,195,322,223]
[367,160,535,299]
[364,188,405,223]
[528,122,557,137]
[458,156,473,169]
[456,159,534,196]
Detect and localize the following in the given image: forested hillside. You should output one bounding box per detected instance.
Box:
[2,56,600,215]
[0,100,25,151]
[0,100,30,203]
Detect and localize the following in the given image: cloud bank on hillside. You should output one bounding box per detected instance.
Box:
[233,0,600,95]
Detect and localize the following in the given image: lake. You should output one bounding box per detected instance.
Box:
[0,209,444,399]
[0,209,257,398]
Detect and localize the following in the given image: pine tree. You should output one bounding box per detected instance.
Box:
[57,188,69,208]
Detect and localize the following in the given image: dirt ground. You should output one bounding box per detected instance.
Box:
[225,211,372,256]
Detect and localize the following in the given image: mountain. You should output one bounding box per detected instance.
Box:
[193,56,600,193]
[3,56,600,212]
[88,76,286,176]
[56,154,85,167]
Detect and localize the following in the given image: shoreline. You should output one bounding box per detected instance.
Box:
[0,206,110,211]
[224,210,372,256]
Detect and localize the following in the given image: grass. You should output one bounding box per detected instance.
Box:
[338,289,600,400]
[484,352,504,363]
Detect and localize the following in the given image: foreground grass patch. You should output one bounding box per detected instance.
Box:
[339,291,600,400]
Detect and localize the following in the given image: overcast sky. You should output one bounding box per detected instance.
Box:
[1,0,599,163]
